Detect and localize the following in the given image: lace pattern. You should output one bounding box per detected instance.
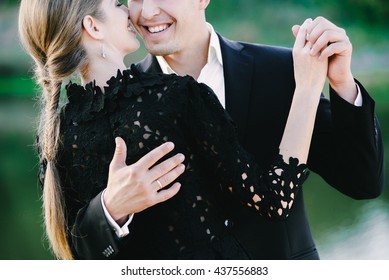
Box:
[184,77,309,219]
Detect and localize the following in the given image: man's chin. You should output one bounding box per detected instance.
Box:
[144,44,177,57]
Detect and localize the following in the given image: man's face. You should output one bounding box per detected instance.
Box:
[128,0,208,56]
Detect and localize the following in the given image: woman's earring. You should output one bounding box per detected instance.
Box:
[101,43,106,59]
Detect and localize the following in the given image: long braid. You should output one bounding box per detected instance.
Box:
[39,77,72,259]
[18,0,105,259]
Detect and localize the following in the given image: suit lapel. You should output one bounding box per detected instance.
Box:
[136,54,162,73]
[218,35,254,144]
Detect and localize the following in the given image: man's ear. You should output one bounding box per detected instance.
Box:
[82,15,104,40]
[199,0,210,10]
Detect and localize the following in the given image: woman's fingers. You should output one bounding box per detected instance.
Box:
[294,18,311,50]
[291,25,300,38]
[292,17,328,94]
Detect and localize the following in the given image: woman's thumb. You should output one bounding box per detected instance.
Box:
[291,25,300,38]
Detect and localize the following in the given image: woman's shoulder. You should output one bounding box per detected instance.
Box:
[127,63,196,90]
[63,65,187,107]
[59,80,112,152]
[60,65,219,128]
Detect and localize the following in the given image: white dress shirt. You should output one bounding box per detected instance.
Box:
[101,189,133,238]
[157,23,226,107]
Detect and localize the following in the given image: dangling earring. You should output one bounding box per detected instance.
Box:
[101,43,106,59]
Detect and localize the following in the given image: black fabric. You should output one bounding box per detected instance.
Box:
[38,65,311,259]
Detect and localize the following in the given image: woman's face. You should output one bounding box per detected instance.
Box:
[99,0,140,57]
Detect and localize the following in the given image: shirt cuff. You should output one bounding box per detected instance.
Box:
[101,189,134,238]
[353,83,363,107]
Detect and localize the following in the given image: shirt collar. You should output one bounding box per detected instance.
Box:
[156,23,223,75]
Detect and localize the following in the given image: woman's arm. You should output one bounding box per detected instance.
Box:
[186,19,327,219]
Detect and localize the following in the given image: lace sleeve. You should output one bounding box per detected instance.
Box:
[186,80,309,219]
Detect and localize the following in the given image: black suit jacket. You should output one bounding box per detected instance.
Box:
[134,35,385,259]
[71,35,385,260]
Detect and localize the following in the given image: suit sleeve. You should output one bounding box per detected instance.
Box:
[308,79,385,199]
[37,104,129,259]
[70,192,124,259]
[184,79,310,220]
[38,150,123,259]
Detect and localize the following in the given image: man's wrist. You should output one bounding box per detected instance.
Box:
[330,76,358,104]
[101,189,133,238]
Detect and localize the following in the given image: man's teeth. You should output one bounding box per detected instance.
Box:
[148,25,168,33]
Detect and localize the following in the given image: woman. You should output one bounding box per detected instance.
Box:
[18,0,327,259]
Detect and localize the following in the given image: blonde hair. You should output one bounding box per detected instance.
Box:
[18,0,104,260]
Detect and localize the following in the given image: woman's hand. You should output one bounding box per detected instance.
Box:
[292,18,328,97]
[103,137,185,225]
[278,19,328,164]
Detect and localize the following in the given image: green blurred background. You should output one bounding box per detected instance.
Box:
[0,0,388,259]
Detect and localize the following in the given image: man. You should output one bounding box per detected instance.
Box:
[128,0,385,259]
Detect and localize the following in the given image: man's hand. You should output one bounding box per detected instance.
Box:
[104,137,185,225]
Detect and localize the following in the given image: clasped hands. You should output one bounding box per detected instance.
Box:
[292,16,358,103]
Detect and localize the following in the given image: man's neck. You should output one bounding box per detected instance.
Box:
[163,27,211,80]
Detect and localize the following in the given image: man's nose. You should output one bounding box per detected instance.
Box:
[141,0,161,20]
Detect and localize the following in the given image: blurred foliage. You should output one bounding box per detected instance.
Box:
[310,0,389,25]
[0,129,52,259]
[5,0,389,25]
[1,0,388,260]
[207,0,389,25]
[0,76,36,97]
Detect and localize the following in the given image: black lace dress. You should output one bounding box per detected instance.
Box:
[39,65,309,259]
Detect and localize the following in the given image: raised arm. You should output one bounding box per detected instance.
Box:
[186,19,327,219]
[293,16,385,198]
